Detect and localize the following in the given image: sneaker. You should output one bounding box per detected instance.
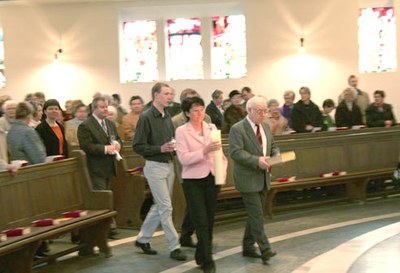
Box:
[170,248,187,261]
[135,241,157,255]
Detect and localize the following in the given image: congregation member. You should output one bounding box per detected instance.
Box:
[65,103,88,146]
[28,101,43,128]
[339,75,370,123]
[111,93,127,125]
[280,90,296,128]
[291,87,324,133]
[7,102,46,165]
[229,96,278,263]
[335,88,363,128]
[121,95,144,141]
[166,89,182,117]
[321,99,336,130]
[0,95,11,117]
[241,86,255,110]
[106,105,125,139]
[366,90,396,128]
[176,96,228,273]
[265,99,288,135]
[78,97,122,191]
[205,89,224,130]
[33,91,46,105]
[222,98,231,111]
[0,99,16,163]
[78,96,122,239]
[172,88,211,128]
[222,90,246,134]
[36,99,68,157]
[62,100,74,122]
[0,100,17,134]
[132,82,187,261]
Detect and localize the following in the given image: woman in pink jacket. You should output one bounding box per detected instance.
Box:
[176,96,227,273]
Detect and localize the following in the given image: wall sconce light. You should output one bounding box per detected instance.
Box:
[298,37,305,54]
[53,48,63,64]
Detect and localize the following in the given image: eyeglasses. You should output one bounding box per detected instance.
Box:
[253,108,268,115]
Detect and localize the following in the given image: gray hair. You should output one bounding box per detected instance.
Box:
[211,89,223,100]
[246,96,267,112]
[2,100,17,112]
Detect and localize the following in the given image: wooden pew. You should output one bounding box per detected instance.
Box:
[79,127,400,229]
[263,126,400,217]
[0,150,116,273]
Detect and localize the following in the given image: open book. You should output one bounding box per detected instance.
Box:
[267,151,296,166]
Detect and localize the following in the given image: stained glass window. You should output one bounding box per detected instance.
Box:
[212,15,246,79]
[167,18,203,80]
[0,27,5,88]
[358,7,397,73]
[121,20,158,83]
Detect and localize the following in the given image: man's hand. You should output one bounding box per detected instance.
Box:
[112,140,121,152]
[106,145,117,154]
[258,156,271,170]
[161,142,175,153]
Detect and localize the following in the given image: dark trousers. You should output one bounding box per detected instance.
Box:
[241,190,271,252]
[180,208,195,241]
[183,174,220,267]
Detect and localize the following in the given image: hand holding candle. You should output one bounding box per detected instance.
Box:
[210,129,225,185]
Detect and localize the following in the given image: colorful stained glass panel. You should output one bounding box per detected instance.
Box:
[212,15,247,79]
[358,7,397,73]
[121,20,158,83]
[167,18,203,80]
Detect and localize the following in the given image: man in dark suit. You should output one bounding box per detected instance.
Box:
[78,96,122,191]
[205,89,224,130]
[229,96,279,264]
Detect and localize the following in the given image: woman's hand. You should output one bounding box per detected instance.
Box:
[204,141,222,155]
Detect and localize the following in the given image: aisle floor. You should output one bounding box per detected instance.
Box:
[34,196,400,273]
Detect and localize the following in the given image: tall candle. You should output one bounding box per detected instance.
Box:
[210,129,225,185]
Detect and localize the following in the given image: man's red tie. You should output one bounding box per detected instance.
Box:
[256,124,262,147]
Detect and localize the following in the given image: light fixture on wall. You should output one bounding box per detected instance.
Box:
[298,37,305,54]
[53,48,63,64]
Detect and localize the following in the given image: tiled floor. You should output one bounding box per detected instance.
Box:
[34,196,400,273]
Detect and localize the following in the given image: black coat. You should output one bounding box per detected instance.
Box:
[366,103,396,127]
[36,120,68,156]
[291,100,324,133]
[206,101,223,130]
[335,101,363,128]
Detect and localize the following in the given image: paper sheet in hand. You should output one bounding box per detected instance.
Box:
[268,151,296,166]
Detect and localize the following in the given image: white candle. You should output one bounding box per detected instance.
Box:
[210,129,225,185]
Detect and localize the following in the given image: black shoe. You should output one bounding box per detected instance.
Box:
[261,248,277,263]
[170,248,187,261]
[242,250,261,258]
[135,241,157,255]
[201,263,216,273]
[180,237,196,248]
